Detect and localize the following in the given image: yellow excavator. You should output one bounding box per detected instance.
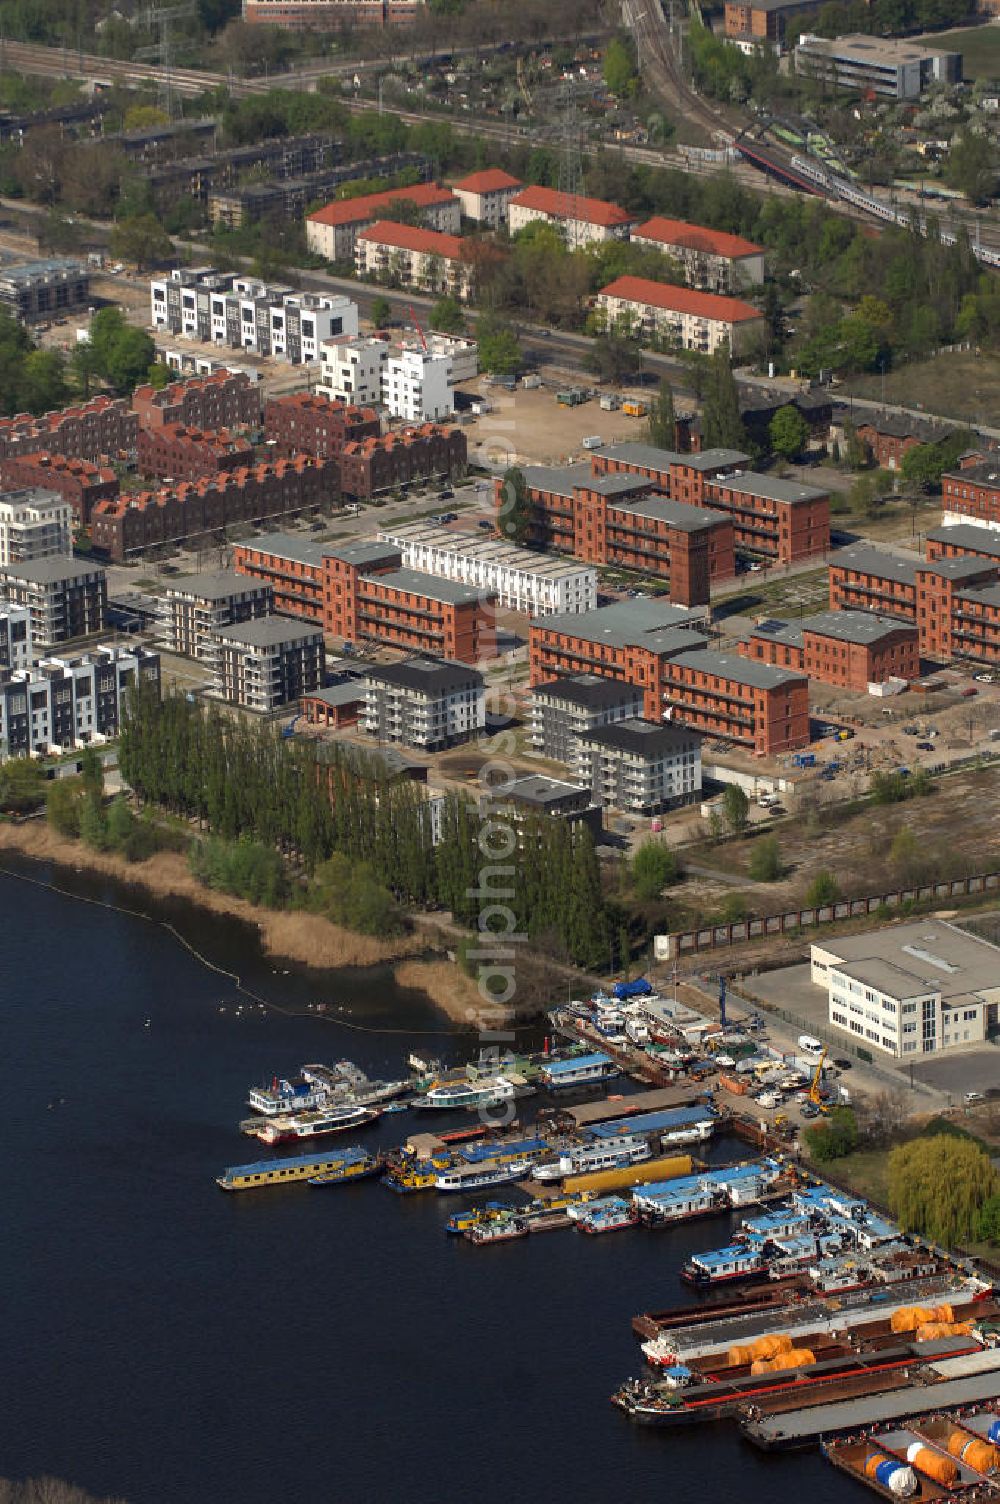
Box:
[808,1047,830,1112]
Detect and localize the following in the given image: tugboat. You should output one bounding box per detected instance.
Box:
[445,1201,515,1235]
[465,1214,529,1245]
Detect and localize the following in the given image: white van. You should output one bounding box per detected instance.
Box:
[798,1034,823,1056]
[582,435,604,449]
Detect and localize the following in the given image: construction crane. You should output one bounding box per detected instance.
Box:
[408,304,428,352]
[808,1047,829,1107]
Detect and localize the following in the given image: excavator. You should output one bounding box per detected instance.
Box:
[807,1047,830,1113]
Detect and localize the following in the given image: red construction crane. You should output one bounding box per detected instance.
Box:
[408,304,428,352]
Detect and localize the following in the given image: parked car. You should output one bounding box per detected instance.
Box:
[974,673,995,684]
[964,1090,985,1104]
[833,1057,853,1071]
[916,741,934,751]
[800,1102,821,1119]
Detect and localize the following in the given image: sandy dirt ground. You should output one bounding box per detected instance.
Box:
[464,381,655,467]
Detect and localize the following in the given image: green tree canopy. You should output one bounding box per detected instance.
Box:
[86,308,157,396]
[702,344,747,451]
[723,783,749,834]
[428,296,466,335]
[748,833,782,881]
[806,869,840,907]
[603,36,639,97]
[889,1134,998,1246]
[498,465,531,545]
[369,296,392,329]
[769,404,810,461]
[631,839,678,900]
[0,758,47,814]
[476,312,521,375]
[646,378,676,450]
[110,212,174,271]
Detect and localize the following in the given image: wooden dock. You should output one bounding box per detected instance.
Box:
[565,1085,701,1127]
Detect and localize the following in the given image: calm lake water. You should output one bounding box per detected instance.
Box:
[0,857,858,1503]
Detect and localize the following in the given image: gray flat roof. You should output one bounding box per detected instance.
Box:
[833,544,918,587]
[248,531,328,568]
[577,716,701,756]
[363,655,483,695]
[536,597,708,652]
[715,470,828,505]
[801,609,918,646]
[374,568,491,605]
[671,647,806,689]
[747,618,804,648]
[744,1368,1000,1446]
[0,556,104,585]
[817,918,1000,1002]
[167,569,265,601]
[594,442,750,472]
[304,680,366,708]
[522,462,644,498]
[499,774,590,805]
[0,257,87,286]
[958,579,1000,607]
[532,673,645,710]
[326,539,402,568]
[919,554,998,582]
[925,524,1000,559]
[613,493,730,530]
[216,615,323,647]
[833,957,933,998]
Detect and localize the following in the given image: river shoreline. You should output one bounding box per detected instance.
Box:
[0,819,491,1025]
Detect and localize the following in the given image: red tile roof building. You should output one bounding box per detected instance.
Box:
[509,185,636,248]
[630,217,766,294]
[132,370,262,433]
[137,424,255,483]
[452,169,522,227]
[90,457,331,563]
[355,220,474,300]
[338,424,467,500]
[306,183,461,262]
[596,275,766,357]
[0,453,119,526]
[264,393,380,459]
[0,395,137,464]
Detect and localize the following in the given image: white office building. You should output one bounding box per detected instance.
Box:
[382,348,454,423]
[812,919,1000,1058]
[362,656,485,750]
[150,269,358,365]
[316,336,389,406]
[0,488,73,566]
[377,522,597,616]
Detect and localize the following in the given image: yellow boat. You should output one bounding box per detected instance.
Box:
[217,1147,378,1191]
[382,1164,438,1193]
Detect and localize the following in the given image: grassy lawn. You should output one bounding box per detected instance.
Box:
[811,1147,892,1209]
[934,24,1000,76]
[849,350,1000,427]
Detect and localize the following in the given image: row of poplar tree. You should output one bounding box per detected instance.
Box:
[119,689,610,969]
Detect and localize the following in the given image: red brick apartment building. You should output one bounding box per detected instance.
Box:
[0,395,138,464]
[941,463,1000,529]
[853,411,956,471]
[828,542,1000,667]
[91,457,330,562]
[132,371,262,434]
[233,534,495,662]
[925,523,1000,567]
[528,598,809,755]
[743,609,921,688]
[509,461,735,607]
[136,424,254,483]
[0,453,118,525]
[264,393,380,459]
[338,425,466,500]
[724,0,828,42]
[590,443,830,564]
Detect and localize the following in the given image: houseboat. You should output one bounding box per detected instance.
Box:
[680,1243,767,1286]
[573,1196,639,1234]
[445,1201,515,1235]
[301,1060,409,1106]
[415,1075,525,1112]
[538,1051,620,1090]
[533,1134,652,1183]
[466,1214,529,1245]
[307,1149,383,1186]
[217,1149,373,1191]
[435,1158,534,1193]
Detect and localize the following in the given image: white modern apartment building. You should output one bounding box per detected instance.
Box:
[508,185,636,250]
[213,615,324,713]
[452,169,523,227]
[317,336,389,406]
[0,488,73,566]
[596,275,766,357]
[150,268,358,365]
[157,570,274,661]
[377,522,597,616]
[355,222,473,301]
[362,656,485,750]
[382,349,454,423]
[0,606,31,672]
[812,920,1000,1059]
[404,333,478,383]
[572,718,702,815]
[0,644,160,758]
